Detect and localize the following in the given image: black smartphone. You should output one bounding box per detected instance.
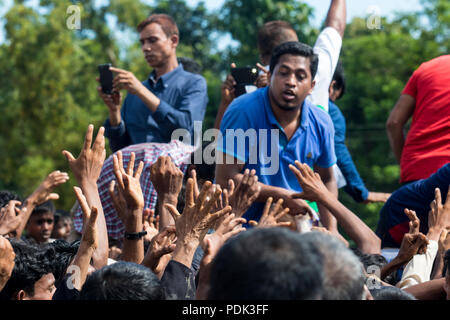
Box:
[231,66,258,97]
[98,63,113,94]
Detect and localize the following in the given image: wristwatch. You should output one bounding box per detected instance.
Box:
[124,230,147,240]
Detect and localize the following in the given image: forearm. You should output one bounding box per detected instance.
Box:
[320,192,381,254]
[431,252,445,279]
[79,182,108,269]
[108,109,121,127]
[380,257,404,280]
[14,196,39,238]
[386,126,405,163]
[157,197,176,231]
[70,243,95,290]
[403,277,447,300]
[172,239,199,269]
[325,0,346,37]
[121,210,144,263]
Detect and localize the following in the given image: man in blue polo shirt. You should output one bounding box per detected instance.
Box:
[98,14,208,152]
[216,42,339,232]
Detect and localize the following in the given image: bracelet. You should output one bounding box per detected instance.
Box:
[124,231,147,240]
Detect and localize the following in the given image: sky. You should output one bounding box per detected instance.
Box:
[0,0,424,43]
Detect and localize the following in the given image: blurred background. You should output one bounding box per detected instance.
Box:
[0,0,448,235]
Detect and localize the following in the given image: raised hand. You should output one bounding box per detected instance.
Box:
[405,208,420,234]
[142,225,177,277]
[150,156,184,205]
[165,180,232,245]
[396,232,429,264]
[0,201,26,236]
[28,170,69,205]
[108,180,127,224]
[62,124,106,185]
[255,63,269,88]
[289,161,330,202]
[202,213,246,251]
[74,187,98,250]
[142,209,159,243]
[427,187,450,242]
[221,63,237,105]
[225,169,261,218]
[248,197,291,228]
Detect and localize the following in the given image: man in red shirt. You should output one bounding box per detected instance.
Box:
[386,55,450,183]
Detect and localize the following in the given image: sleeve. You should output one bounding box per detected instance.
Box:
[104,96,132,152]
[310,27,343,112]
[401,70,418,98]
[316,113,337,168]
[217,102,254,164]
[152,76,208,141]
[160,260,196,300]
[396,240,438,289]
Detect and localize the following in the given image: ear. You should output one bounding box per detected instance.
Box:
[16,290,27,300]
[170,34,179,48]
[309,79,316,94]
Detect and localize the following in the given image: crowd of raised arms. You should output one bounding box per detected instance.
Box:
[1,0,450,301]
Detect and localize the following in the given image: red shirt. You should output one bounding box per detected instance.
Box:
[400,55,450,183]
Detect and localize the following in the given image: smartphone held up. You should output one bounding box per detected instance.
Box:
[98,63,114,94]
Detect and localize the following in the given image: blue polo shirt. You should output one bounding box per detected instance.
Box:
[104,63,208,152]
[218,86,336,222]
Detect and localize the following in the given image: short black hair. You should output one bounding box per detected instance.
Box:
[371,286,416,300]
[257,21,298,62]
[79,262,165,300]
[0,239,55,300]
[42,240,80,288]
[32,200,55,215]
[178,57,202,74]
[331,61,346,100]
[351,248,396,285]
[269,41,319,80]
[208,228,324,300]
[0,190,22,208]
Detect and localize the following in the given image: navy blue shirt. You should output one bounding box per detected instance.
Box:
[218,87,336,223]
[329,100,369,202]
[104,64,208,152]
[376,163,450,248]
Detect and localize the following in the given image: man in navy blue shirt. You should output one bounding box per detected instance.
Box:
[98,14,208,152]
[328,63,391,203]
[216,42,339,233]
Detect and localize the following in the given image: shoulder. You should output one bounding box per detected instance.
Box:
[227,87,268,115]
[179,69,207,88]
[307,100,334,129]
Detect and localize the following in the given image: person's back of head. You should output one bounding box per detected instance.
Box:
[371,286,416,300]
[330,61,346,101]
[0,190,22,208]
[0,239,55,300]
[79,261,164,300]
[258,21,299,66]
[301,232,366,300]
[178,57,202,74]
[208,227,324,300]
[42,240,79,288]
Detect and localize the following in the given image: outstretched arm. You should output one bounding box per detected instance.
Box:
[325,0,347,37]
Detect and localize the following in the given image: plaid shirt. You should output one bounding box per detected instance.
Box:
[73,140,195,240]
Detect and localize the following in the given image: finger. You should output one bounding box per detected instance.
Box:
[190,169,200,199]
[223,188,229,207]
[271,198,284,216]
[74,186,90,219]
[127,152,136,176]
[185,178,195,207]
[242,169,250,186]
[275,207,290,220]
[62,150,76,162]
[276,221,293,228]
[196,180,213,209]
[83,124,94,151]
[109,66,126,73]
[230,63,236,69]
[47,193,60,201]
[87,206,99,228]
[439,228,449,243]
[226,227,246,238]
[117,151,124,174]
[208,205,232,224]
[288,164,304,183]
[256,62,269,73]
[109,180,116,196]
[228,179,235,196]
[248,220,258,227]
[203,184,222,216]
[164,203,181,221]
[435,188,442,206]
[230,217,247,229]
[261,197,273,219]
[112,155,125,190]
[93,126,105,153]
[135,161,144,179]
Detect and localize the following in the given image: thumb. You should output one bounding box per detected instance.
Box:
[88,206,99,227]
[164,203,181,221]
[46,193,60,201]
[62,150,75,162]
[248,220,258,227]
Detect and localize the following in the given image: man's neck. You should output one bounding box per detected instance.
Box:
[154,55,179,80]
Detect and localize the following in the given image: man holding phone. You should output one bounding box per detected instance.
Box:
[98,14,208,152]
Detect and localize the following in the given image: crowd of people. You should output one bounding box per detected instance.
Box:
[1,0,450,301]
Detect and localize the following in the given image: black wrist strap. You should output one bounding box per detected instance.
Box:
[124,230,147,240]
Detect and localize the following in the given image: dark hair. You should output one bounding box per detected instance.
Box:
[32,200,55,215]
[302,232,366,300]
[258,21,298,62]
[178,57,202,74]
[0,190,22,208]
[208,228,324,300]
[137,14,179,38]
[42,240,80,288]
[331,61,346,99]
[351,248,396,285]
[79,262,165,300]
[371,286,416,300]
[269,41,319,80]
[0,239,55,300]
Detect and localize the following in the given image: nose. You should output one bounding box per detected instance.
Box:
[285,73,296,87]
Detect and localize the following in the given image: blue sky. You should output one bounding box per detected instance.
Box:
[1,0,424,43]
